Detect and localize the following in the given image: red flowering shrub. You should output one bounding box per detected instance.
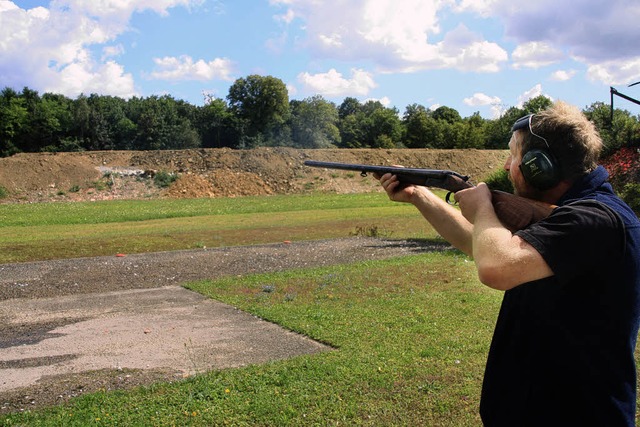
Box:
[601,147,640,189]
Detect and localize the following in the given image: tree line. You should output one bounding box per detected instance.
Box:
[1,75,639,158]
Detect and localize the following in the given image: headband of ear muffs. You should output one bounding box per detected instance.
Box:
[511,114,561,190]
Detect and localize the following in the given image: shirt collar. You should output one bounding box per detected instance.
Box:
[557,165,612,205]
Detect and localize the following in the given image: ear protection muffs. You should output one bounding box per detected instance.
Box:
[519,149,560,190]
[511,114,561,190]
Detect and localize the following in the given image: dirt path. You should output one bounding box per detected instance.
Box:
[0,238,448,413]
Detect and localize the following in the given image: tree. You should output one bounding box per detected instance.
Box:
[82,94,142,150]
[337,100,402,148]
[131,95,200,150]
[367,106,402,148]
[14,88,77,153]
[584,102,640,156]
[459,112,487,149]
[290,95,340,148]
[483,106,525,149]
[432,105,462,124]
[402,103,430,148]
[338,114,366,148]
[39,93,75,152]
[522,96,553,114]
[338,97,361,119]
[227,75,290,145]
[0,87,28,156]
[197,97,242,148]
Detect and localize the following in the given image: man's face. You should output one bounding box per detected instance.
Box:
[505,131,534,198]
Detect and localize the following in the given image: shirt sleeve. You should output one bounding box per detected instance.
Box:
[516,200,625,284]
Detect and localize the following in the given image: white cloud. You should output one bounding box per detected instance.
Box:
[297,68,377,97]
[273,7,295,24]
[150,55,234,81]
[271,0,508,73]
[464,92,501,107]
[55,61,137,99]
[365,96,392,107]
[516,84,553,108]
[512,42,564,69]
[0,0,202,98]
[464,92,503,118]
[586,58,640,86]
[101,44,125,61]
[550,69,577,82]
[454,0,500,16]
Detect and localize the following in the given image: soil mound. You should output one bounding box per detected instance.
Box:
[0,148,508,203]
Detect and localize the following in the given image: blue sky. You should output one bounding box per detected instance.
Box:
[2,0,640,118]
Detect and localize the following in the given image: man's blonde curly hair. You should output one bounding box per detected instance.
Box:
[522,101,602,181]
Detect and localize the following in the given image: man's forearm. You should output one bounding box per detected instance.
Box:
[410,187,474,256]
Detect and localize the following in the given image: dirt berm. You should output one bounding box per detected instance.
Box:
[0,148,508,203]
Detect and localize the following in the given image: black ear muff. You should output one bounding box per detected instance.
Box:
[519,149,560,190]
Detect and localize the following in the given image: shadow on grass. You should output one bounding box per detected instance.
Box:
[368,238,455,254]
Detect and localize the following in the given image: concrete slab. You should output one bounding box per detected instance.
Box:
[0,286,329,393]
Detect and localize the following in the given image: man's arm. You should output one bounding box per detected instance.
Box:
[378,172,474,256]
[455,184,554,290]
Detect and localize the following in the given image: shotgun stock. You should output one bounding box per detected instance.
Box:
[304,160,556,232]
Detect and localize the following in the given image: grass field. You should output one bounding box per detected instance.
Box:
[0,193,438,263]
[1,193,639,426]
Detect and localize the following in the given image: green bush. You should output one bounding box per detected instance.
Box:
[154,171,178,188]
[484,168,513,193]
[621,183,640,216]
[0,185,8,199]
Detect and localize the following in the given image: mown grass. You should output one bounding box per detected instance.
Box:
[2,253,502,426]
[0,193,442,263]
[0,193,409,227]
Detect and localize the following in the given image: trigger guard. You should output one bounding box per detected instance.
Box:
[445,191,457,205]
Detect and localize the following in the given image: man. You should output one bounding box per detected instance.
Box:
[376,101,640,426]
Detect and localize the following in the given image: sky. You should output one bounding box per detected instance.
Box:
[1,0,640,119]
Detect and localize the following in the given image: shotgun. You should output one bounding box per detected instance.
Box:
[304,160,556,232]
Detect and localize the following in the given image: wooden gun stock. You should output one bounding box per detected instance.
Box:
[489,190,556,233]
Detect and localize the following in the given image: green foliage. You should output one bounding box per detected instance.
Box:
[0,185,8,199]
[227,75,291,144]
[153,170,178,188]
[337,99,402,148]
[198,97,242,148]
[0,87,28,156]
[484,168,514,193]
[432,105,462,124]
[584,102,640,156]
[521,95,553,114]
[290,95,340,148]
[0,82,638,156]
[621,183,640,215]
